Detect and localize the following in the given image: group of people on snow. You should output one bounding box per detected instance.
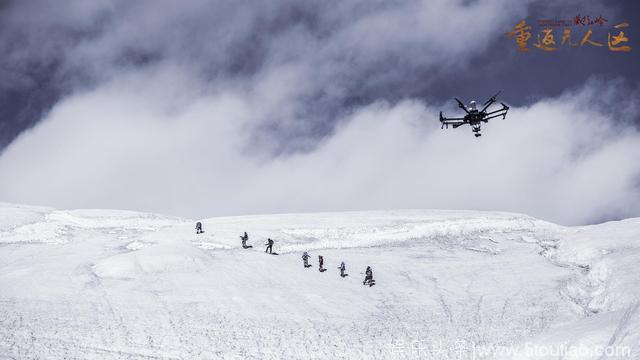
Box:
[300,250,373,285]
[302,253,326,272]
[196,223,375,286]
[300,251,369,283]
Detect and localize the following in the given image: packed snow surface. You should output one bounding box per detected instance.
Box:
[0,203,638,359]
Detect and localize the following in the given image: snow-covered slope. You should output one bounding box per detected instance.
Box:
[0,204,638,359]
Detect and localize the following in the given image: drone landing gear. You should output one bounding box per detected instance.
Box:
[472,124,482,138]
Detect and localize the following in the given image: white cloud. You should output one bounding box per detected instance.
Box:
[0,67,638,225]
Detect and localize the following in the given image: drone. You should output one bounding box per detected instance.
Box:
[439,90,509,137]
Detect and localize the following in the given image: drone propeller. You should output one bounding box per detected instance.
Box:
[483,89,503,106]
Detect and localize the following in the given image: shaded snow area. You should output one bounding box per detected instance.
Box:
[0,204,638,359]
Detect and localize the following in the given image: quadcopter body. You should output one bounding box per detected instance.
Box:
[439,90,509,137]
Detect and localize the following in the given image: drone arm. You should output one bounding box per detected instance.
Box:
[481,103,509,123]
[454,98,470,114]
[440,111,464,123]
[440,117,465,123]
[439,114,465,129]
[480,99,495,113]
[480,90,503,113]
[484,103,509,116]
[485,108,504,116]
[483,110,508,122]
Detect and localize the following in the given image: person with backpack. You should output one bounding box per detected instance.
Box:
[265,238,274,254]
[240,232,252,248]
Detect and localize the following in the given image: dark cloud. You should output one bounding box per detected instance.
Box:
[1,0,637,153]
[1,0,534,152]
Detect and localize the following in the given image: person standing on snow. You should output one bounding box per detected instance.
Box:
[363,266,374,286]
[195,222,203,234]
[338,262,347,277]
[302,252,311,267]
[318,255,325,272]
[265,238,274,254]
[240,232,250,248]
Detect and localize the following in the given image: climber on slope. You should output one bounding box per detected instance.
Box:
[265,238,274,254]
[338,262,347,277]
[302,252,311,268]
[240,232,252,248]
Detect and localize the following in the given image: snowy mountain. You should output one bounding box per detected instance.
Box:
[0,203,638,359]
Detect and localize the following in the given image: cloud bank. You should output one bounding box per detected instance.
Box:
[1,0,534,150]
[0,69,638,225]
[0,0,639,225]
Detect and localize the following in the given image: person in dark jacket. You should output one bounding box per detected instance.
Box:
[363,266,374,286]
[302,252,311,267]
[195,222,203,234]
[265,238,274,254]
[240,232,251,248]
[338,262,347,277]
[318,255,325,272]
